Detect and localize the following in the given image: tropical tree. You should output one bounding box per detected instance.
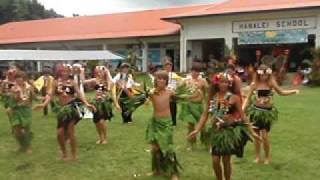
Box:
[0,0,63,24]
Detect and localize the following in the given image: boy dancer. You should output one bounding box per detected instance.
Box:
[146,70,181,180]
[179,62,208,149]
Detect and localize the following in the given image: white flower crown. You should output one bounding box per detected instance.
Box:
[257,68,272,75]
[72,63,82,68]
[63,64,72,69]
[96,66,106,71]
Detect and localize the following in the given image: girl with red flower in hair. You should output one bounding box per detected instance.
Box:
[189,72,259,180]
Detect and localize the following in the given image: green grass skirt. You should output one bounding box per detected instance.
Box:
[0,94,16,109]
[9,105,33,152]
[200,125,213,147]
[52,100,81,129]
[91,97,113,122]
[9,105,32,129]
[146,116,182,175]
[179,102,203,125]
[1,96,33,150]
[247,105,278,132]
[211,123,251,157]
[120,92,147,116]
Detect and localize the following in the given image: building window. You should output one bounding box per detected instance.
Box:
[148,43,161,48]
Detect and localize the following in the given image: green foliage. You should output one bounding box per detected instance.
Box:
[86,60,99,73]
[175,83,196,100]
[313,47,320,60]
[121,92,148,116]
[0,0,63,24]
[310,48,320,86]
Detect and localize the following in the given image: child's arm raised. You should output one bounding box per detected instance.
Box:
[111,83,121,111]
[242,83,255,110]
[272,79,299,96]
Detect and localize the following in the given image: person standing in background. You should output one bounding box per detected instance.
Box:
[113,63,140,124]
[33,67,54,116]
[163,60,182,126]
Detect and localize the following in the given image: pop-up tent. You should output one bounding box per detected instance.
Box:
[0,49,124,61]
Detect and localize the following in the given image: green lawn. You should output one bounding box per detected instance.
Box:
[0,86,319,180]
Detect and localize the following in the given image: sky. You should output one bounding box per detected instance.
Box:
[37,0,223,17]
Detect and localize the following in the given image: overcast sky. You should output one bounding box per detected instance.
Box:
[37,0,223,17]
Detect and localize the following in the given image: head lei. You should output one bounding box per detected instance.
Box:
[212,72,233,86]
[257,65,273,75]
[62,64,72,72]
[95,65,106,71]
[94,66,109,79]
[72,63,82,69]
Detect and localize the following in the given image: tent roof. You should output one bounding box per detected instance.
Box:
[0,50,124,61]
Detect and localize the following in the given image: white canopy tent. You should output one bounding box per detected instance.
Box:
[0,49,124,61]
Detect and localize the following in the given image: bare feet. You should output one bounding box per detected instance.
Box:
[186,146,193,151]
[144,149,151,153]
[264,158,271,165]
[146,172,153,176]
[61,154,69,161]
[146,171,161,177]
[254,158,262,164]
[101,140,108,144]
[71,155,77,161]
[171,174,179,180]
[26,148,32,155]
[96,140,101,144]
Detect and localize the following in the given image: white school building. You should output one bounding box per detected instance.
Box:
[0,0,320,72]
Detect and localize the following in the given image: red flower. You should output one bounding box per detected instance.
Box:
[212,75,220,85]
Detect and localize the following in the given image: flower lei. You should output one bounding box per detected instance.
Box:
[212,72,233,86]
[209,92,232,119]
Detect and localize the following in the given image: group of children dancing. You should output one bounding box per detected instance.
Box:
[0,60,299,180]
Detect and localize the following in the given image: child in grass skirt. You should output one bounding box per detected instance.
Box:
[35,64,96,161]
[189,72,259,180]
[3,71,35,154]
[243,64,299,164]
[146,70,182,180]
[178,62,208,150]
[85,65,117,144]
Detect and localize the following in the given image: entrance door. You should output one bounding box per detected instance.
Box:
[166,49,175,70]
[202,39,225,63]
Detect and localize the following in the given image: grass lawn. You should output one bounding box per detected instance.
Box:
[0,86,319,180]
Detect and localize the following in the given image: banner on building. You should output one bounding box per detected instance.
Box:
[238,29,308,45]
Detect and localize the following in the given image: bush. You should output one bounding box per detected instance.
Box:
[309,48,320,86]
